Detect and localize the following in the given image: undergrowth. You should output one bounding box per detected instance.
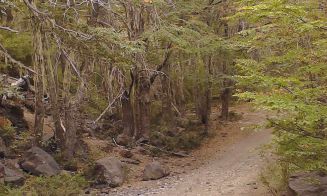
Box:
[0,174,88,196]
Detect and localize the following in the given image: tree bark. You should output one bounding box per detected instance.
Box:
[122,90,134,137]
[135,70,151,140]
[161,65,173,123]
[31,18,45,146]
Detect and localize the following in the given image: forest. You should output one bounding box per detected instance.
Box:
[0,0,326,195]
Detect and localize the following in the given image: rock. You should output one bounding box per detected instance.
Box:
[119,149,133,158]
[288,171,327,196]
[142,161,170,181]
[0,138,7,158]
[136,137,149,144]
[94,157,126,187]
[20,147,60,176]
[0,104,28,133]
[0,163,25,186]
[4,167,25,186]
[116,134,130,146]
[134,146,147,155]
[4,159,20,170]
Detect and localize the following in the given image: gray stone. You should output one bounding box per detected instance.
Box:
[20,147,60,176]
[116,134,130,146]
[94,157,127,187]
[142,161,170,181]
[288,171,327,196]
[0,163,25,186]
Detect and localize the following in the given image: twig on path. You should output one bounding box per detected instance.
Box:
[140,143,189,157]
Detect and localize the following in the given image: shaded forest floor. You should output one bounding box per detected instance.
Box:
[95,104,274,196]
[8,102,274,195]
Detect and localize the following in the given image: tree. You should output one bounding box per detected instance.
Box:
[231,0,327,172]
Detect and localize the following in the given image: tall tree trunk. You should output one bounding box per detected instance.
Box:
[220,87,230,121]
[161,65,173,123]
[204,56,212,133]
[31,18,45,146]
[63,100,78,157]
[135,70,151,140]
[122,90,134,137]
[43,36,65,150]
[62,57,86,158]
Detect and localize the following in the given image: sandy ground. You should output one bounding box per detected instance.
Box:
[99,104,274,196]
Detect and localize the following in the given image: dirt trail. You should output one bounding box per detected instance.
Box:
[106,104,273,196]
[154,128,271,196]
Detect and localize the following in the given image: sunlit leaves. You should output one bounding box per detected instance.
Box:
[232,0,327,172]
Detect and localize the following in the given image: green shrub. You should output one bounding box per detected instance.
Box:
[0,125,16,145]
[260,161,290,196]
[177,131,203,150]
[1,174,89,196]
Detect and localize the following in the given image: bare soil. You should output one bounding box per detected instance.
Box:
[95,104,273,196]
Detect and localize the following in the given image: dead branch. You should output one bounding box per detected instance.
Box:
[0,43,37,74]
[140,143,189,157]
[171,102,181,116]
[93,90,125,123]
[112,138,124,148]
[150,42,173,84]
[23,0,48,16]
[24,0,93,40]
[0,26,19,33]
[53,34,85,82]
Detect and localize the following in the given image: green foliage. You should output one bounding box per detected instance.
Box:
[150,122,205,151]
[0,32,32,65]
[232,0,327,173]
[0,124,15,145]
[260,161,290,195]
[0,174,88,196]
[82,88,108,119]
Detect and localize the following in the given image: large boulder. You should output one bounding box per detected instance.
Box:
[116,134,130,146]
[94,157,127,187]
[288,171,327,196]
[0,162,25,186]
[20,147,60,176]
[142,161,170,181]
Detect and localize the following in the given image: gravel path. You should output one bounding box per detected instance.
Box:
[103,106,273,196]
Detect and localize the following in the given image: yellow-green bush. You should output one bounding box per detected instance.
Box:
[0,174,88,196]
